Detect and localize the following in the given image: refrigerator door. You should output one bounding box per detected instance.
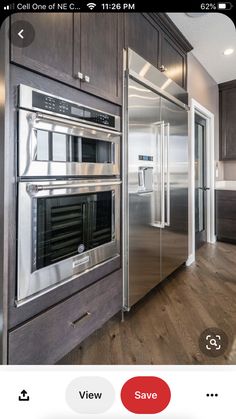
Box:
[125,78,164,309]
[160,98,188,279]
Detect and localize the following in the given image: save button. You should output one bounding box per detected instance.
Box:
[121,376,171,414]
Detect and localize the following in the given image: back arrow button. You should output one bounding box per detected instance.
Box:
[10,20,35,48]
[18,29,24,39]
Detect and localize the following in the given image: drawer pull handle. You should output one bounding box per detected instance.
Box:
[70,312,91,328]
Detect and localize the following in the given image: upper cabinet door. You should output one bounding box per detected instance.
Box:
[11,13,75,86]
[75,13,123,105]
[160,33,187,89]
[124,13,159,68]
[220,85,236,160]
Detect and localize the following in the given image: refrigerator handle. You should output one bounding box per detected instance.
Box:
[151,121,165,229]
[160,121,165,228]
[164,123,170,227]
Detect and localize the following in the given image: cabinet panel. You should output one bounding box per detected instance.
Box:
[124,13,159,68]
[11,13,76,86]
[216,190,236,242]
[160,34,186,88]
[10,13,190,103]
[76,13,123,104]
[220,86,236,160]
[8,269,122,364]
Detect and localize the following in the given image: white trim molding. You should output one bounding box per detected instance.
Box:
[189,99,216,265]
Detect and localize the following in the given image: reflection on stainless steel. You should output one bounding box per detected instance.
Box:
[19,110,120,178]
[18,85,121,178]
[161,97,188,281]
[139,62,151,77]
[123,49,188,310]
[127,49,188,106]
[17,179,121,304]
[16,85,122,305]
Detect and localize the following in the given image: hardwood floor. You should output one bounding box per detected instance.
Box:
[58,242,236,365]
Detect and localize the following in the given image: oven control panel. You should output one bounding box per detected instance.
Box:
[19,85,120,131]
[32,91,116,129]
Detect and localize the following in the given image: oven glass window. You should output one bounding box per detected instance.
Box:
[34,130,113,164]
[63,136,113,164]
[52,133,67,162]
[81,138,112,163]
[36,130,49,161]
[36,192,112,270]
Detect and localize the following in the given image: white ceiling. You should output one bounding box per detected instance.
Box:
[167,13,236,84]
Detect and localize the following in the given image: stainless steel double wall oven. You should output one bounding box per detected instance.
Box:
[17,85,121,304]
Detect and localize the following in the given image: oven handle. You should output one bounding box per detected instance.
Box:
[26,180,122,195]
[112,191,115,240]
[31,112,122,136]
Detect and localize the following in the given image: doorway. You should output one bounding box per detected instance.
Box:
[187,99,216,266]
[195,113,207,249]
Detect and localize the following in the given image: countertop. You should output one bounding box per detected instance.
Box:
[215,181,236,191]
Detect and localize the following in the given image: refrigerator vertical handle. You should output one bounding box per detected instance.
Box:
[160,121,165,228]
[151,121,165,229]
[165,123,170,227]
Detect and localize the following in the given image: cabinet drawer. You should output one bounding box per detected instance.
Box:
[8,269,122,364]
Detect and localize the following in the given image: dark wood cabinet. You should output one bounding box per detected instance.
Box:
[124,13,159,68]
[219,80,236,160]
[8,269,122,364]
[11,13,192,105]
[11,13,123,104]
[124,13,191,89]
[216,190,236,242]
[74,13,123,104]
[160,33,187,88]
[11,13,75,87]
[153,13,192,89]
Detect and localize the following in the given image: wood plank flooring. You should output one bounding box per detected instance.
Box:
[58,242,236,365]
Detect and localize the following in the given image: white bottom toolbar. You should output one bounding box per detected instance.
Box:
[0,365,235,418]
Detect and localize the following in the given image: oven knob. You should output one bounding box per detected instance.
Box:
[26,184,39,196]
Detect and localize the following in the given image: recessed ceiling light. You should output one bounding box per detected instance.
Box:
[223,48,234,56]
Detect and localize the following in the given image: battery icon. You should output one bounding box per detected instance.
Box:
[217,2,233,9]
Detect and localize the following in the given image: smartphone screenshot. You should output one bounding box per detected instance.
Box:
[0,1,236,417]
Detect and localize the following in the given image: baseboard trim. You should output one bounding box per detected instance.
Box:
[186,254,195,266]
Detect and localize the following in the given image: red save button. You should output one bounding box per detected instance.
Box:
[121,376,171,414]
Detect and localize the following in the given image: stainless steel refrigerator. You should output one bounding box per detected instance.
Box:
[123,49,189,310]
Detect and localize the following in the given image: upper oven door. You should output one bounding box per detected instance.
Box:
[18,110,121,178]
[17,179,121,304]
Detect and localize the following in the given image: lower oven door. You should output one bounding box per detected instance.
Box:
[17,179,121,304]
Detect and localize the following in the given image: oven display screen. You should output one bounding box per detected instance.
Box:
[84,110,91,118]
[71,106,84,117]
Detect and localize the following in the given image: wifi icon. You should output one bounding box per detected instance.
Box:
[87,2,96,9]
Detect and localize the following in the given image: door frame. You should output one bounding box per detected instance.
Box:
[186,99,216,266]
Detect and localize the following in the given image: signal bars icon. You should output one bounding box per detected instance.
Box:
[87,2,96,10]
[4,3,14,10]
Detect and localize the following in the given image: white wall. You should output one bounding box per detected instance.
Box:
[187,53,224,180]
[222,161,236,180]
